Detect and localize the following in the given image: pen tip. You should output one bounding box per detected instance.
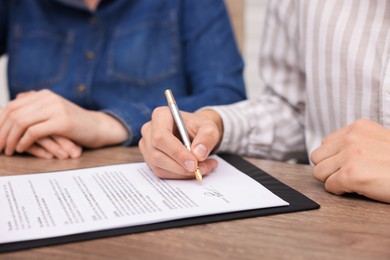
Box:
[195,168,203,184]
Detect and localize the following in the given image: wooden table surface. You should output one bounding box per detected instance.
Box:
[0,147,389,260]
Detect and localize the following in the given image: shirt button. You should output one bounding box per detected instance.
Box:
[77,84,86,93]
[85,51,95,60]
[89,16,97,25]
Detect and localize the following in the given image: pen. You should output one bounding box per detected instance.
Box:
[164,89,203,184]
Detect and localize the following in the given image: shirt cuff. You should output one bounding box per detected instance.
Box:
[101,103,152,146]
[197,105,245,154]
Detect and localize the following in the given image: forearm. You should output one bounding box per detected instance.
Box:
[206,95,307,161]
[101,101,153,146]
[83,111,129,148]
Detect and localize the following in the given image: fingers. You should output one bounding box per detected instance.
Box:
[148,164,194,180]
[36,136,82,159]
[190,109,223,161]
[0,90,52,154]
[16,120,60,153]
[139,135,192,177]
[310,119,390,200]
[140,107,221,179]
[4,121,24,156]
[0,89,43,126]
[191,124,220,161]
[140,135,217,180]
[1,92,83,158]
[198,159,218,176]
[2,89,117,149]
[4,135,82,159]
[0,118,12,154]
[312,153,342,183]
[51,136,82,158]
[25,144,54,159]
[16,90,36,99]
[310,126,351,165]
[36,138,68,159]
[323,170,347,196]
[312,154,351,196]
[4,107,47,155]
[310,138,341,165]
[149,107,198,171]
[147,165,195,180]
[311,119,380,165]
[151,159,217,180]
[320,124,351,143]
[140,121,196,177]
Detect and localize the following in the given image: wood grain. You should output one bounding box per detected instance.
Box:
[1,147,389,260]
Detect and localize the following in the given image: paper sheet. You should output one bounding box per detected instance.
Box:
[0,155,288,244]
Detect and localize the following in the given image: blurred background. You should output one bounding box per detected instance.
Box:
[0,0,267,106]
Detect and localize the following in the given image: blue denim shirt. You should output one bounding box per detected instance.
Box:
[0,0,246,145]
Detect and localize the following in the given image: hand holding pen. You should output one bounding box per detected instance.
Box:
[139,91,223,181]
[164,89,203,183]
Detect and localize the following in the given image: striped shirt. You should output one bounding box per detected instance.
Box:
[211,0,390,161]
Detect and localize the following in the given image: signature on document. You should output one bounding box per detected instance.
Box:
[203,186,230,203]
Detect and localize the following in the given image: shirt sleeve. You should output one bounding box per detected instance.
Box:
[103,0,246,146]
[101,102,153,146]
[206,0,307,162]
[174,0,246,110]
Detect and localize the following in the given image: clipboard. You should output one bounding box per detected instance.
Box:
[0,154,320,253]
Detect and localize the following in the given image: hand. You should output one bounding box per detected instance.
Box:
[311,119,390,203]
[139,107,222,179]
[0,89,128,156]
[0,101,82,159]
[25,135,82,159]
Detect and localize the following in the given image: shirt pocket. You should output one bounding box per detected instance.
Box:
[107,13,178,86]
[9,25,74,90]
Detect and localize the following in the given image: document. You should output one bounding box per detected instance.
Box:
[0,156,288,244]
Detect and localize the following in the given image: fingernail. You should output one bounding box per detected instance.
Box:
[210,160,218,171]
[16,145,23,153]
[44,152,54,159]
[184,160,196,172]
[5,150,13,156]
[58,149,67,159]
[193,144,208,160]
[71,147,81,158]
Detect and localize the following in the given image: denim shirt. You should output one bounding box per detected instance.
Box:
[0,0,246,145]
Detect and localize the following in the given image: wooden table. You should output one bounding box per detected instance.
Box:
[0,147,389,259]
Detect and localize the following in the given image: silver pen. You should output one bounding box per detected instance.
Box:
[164,89,203,183]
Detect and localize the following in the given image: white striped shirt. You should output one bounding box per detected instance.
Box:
[210,0,390,161]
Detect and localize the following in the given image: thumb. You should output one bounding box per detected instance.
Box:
[191,124,221,161]
[190,109,223,161]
